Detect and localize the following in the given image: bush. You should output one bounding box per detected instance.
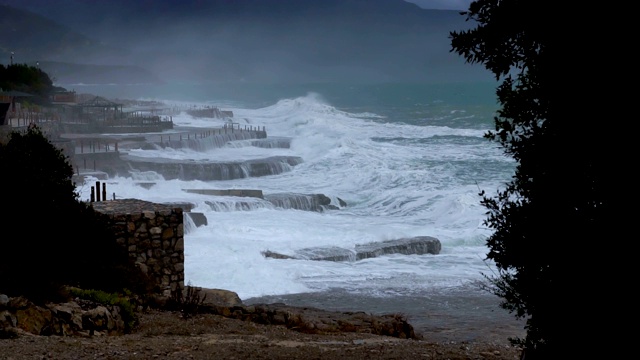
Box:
[69,287,138,333]
[0,125,155,303]
[167,284,207,319]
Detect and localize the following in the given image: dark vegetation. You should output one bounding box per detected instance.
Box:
[0,124,154,306]
[451,0,614,358]
[68,287,139,333]
[0,63,64,105]
[167,284,207,319]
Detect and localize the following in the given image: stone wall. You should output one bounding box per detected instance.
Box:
[90,199,185,296]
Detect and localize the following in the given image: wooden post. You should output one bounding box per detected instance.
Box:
[102,183,106,201]
[91,186,95,202]
[95,181,100,202]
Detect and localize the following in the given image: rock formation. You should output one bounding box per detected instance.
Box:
[262,236,441,262]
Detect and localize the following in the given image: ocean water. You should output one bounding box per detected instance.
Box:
[73,81,523,340]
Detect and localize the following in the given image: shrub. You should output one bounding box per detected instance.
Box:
[0,125,155,303]
[69,287,138,333]
[167,283,207,319]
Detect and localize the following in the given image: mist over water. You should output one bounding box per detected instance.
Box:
[74,81,518,334]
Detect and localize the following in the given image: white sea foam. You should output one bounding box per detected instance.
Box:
[77,87,514,302]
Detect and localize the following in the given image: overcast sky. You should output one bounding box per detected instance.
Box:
[405,0,472,10]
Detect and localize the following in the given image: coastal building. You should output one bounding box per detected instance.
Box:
[50,90,77,105]
[0,90,34,131]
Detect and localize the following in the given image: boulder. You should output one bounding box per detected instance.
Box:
[262,236,441,262]
[355,236,441,260]
[198,288,243,307]
[224,303,417,339]
[261,250,295,260]
[185,212,208,227]
[0,294,127,338]
[295,246,356,262]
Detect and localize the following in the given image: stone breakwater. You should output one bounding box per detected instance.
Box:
[262,236,442,262]
[69,126,277,180]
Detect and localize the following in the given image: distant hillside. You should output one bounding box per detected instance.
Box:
[0,5,98,62]
[0,5,162,85]
[0,0,490,85]
[36,61,163,86]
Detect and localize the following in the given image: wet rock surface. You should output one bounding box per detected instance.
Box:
[262,236,442,261]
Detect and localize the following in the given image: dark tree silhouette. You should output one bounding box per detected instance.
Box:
[450,1,614,358]
[0,64,55,104]
[0,125,154,303]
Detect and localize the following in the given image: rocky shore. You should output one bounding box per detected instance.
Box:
[0,287,524,359]
[0,288,415,339]
[1,308,523,360]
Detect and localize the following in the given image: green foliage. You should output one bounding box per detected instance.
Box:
[451,1,611,358]
[69,288,138,333]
